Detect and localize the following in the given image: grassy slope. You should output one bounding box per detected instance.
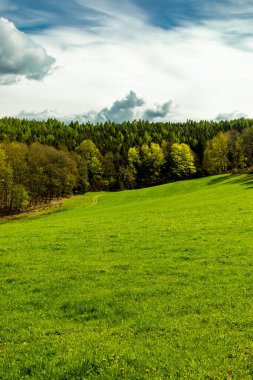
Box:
[1,174,253,379]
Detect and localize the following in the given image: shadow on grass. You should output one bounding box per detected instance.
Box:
[228,174,253,188]
[208,174,253,189]
[207,175,231,185]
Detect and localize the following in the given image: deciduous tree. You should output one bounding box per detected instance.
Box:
[203,132,230,174]
[170,143,196,178]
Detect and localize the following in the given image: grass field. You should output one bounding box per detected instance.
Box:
[1,174,253,379]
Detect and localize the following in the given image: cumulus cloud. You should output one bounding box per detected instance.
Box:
[0,17,56,85]
[215,111,248,121]
[16,92,176,124]
[73,92,176,123]
[70,91,145,123]
[95,91,145,123]
[143,101,173,121]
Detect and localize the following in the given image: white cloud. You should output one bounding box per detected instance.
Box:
[0,17,55,84]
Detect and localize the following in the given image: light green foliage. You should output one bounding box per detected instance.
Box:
[76,140,104,187]
[76,140,103,168]
[142,142,165,180]
[170,142,196,177]
[128,146,140,173]
[128,143,165,182]
[1,175,253,378]
[89,156,103,177]
[143,142,165,171]
[203,132,230,174]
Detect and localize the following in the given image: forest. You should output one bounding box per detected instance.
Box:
[0,116,253,215]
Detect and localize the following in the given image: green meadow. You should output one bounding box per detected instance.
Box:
[1,174,253,379]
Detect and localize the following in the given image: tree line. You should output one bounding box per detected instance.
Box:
[0,117,252,215]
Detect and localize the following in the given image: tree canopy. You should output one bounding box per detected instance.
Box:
[0,117,252,215]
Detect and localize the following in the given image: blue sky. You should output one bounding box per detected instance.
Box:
[3,0,252,31]
[1,0,253,122]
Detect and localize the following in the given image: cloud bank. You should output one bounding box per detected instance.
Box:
[0,17,55,84]
[16,91,175,123]
[68,92,175,123]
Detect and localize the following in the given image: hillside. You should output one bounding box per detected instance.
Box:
[1,174,253,379]
[1,121,253,214]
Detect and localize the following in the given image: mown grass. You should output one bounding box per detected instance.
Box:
[1,174,253,379]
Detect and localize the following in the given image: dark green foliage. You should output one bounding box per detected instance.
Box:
[0,116,252,155]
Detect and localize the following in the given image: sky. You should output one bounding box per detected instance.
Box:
[1,0,253,123]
